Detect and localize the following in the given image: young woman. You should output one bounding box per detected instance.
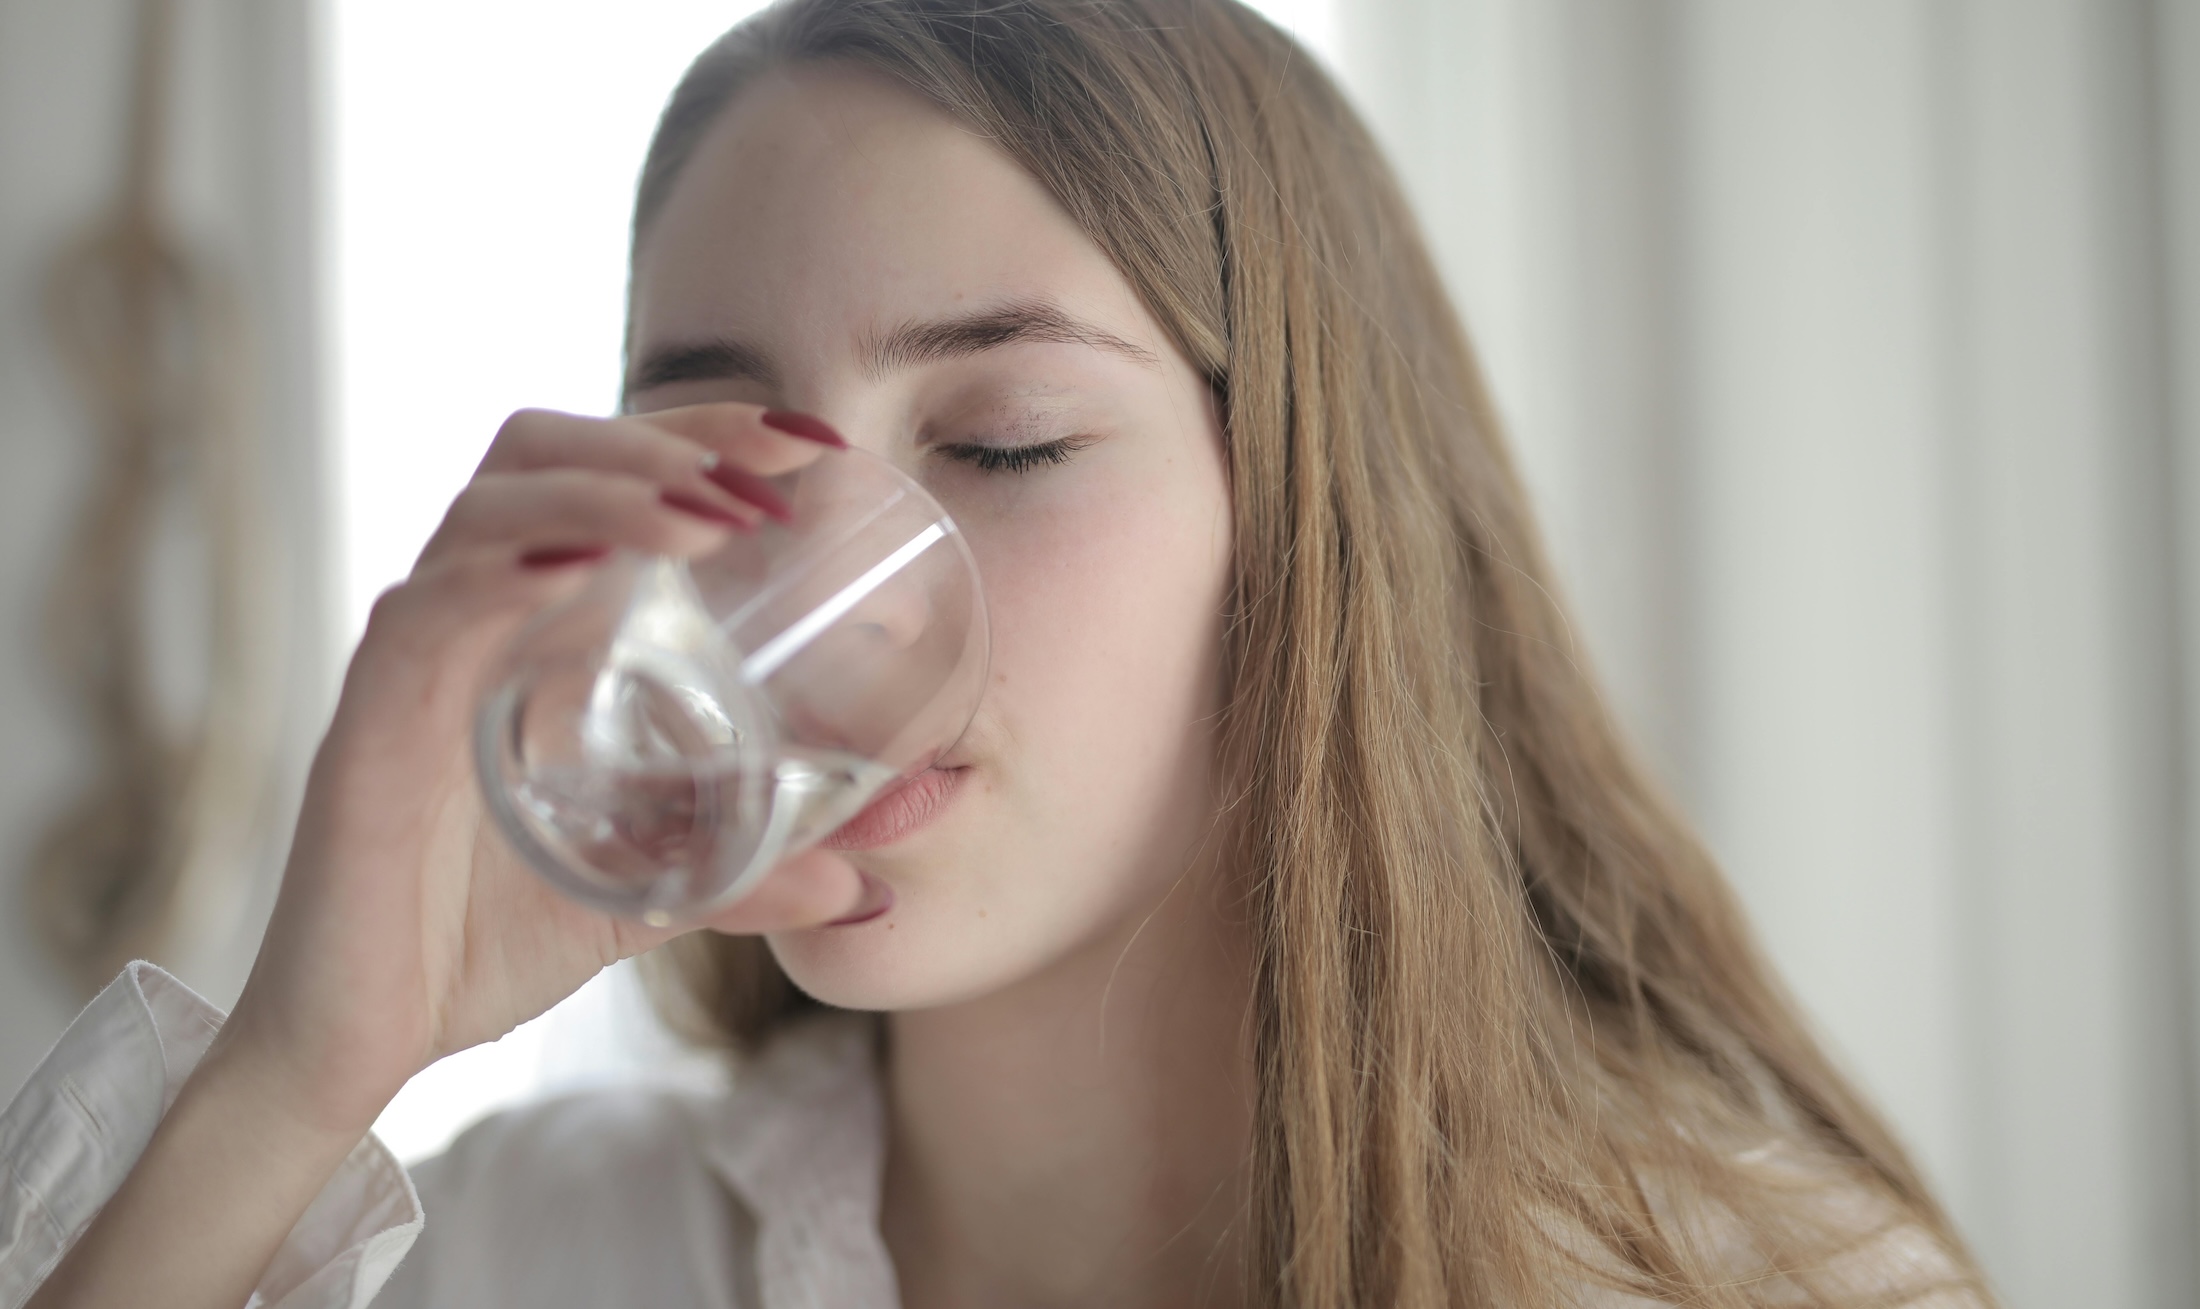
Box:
[6,2,1994,1306]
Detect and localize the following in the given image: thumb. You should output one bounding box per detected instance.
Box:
[693,849,869,935]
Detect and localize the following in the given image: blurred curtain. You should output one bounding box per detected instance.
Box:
[1333,1,2200,1306]
[0,0,331,1093]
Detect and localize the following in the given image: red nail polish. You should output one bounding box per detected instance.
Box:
[659,488,753,529]
[519,544,610,570]
[760,410,849,448]
[704,464,795,522]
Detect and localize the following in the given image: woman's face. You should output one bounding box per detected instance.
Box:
[627,63,1234,1010]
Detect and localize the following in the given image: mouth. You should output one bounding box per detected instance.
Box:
[820,764,971,852]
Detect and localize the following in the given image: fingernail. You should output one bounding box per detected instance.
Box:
[825,871,895,927]
[704,464,795,522]
[519,544,610,570]
[659,488,754,529]
[761,410,849,448]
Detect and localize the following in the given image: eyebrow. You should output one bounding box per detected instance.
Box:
[628,337,778,393]
[625,298,1159,396]
[859,299,1161,376]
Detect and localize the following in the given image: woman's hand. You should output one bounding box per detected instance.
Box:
[217,402,866,1135]
[33,404,873,1309]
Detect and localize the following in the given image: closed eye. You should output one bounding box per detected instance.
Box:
[936,436,1091,474]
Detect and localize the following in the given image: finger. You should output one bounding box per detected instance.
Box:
[416,468,750,570]
[338,545,609,738]
[475,409,792,523]
[630,403,846,477]
[691,849,866,934]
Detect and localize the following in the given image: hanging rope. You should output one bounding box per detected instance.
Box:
[29,0,281,997]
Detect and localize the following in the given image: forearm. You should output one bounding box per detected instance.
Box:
[25,1034,383,1309]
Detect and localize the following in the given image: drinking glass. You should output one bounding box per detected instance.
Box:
[474,446,987,925]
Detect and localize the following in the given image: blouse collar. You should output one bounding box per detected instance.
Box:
[695,1012,901,1308]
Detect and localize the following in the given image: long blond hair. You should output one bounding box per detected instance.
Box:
[631,2,1992,1304]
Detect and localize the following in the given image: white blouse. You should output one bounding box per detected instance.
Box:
[0,965,1982,1309]
[0,962,898,1309]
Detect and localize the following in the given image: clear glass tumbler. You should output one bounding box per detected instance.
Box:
[474,446,988,925]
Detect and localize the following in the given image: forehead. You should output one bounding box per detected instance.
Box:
[630,63,1144,364]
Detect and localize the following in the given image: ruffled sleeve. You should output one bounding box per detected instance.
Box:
[0,961,423,1309]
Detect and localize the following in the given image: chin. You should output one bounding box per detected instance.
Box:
[769,920,1004,1011]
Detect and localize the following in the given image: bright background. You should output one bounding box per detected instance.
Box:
[331,1,772,641]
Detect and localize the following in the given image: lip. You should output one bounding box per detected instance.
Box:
[820,765,970,851]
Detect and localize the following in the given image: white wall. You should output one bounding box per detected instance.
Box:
[0,0,330,1100]
[1342,1,2200,1305]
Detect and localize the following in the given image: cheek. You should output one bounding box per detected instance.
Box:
[969,455,1232,860]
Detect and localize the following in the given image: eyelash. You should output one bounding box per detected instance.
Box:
[938,437,1087,474]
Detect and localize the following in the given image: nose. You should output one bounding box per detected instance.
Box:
[734,519,945,680]
[842,533,938,655]
[749,523,966,755]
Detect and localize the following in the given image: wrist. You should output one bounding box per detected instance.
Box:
[195,1012,408,1145]
[24,1011,395,1309]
